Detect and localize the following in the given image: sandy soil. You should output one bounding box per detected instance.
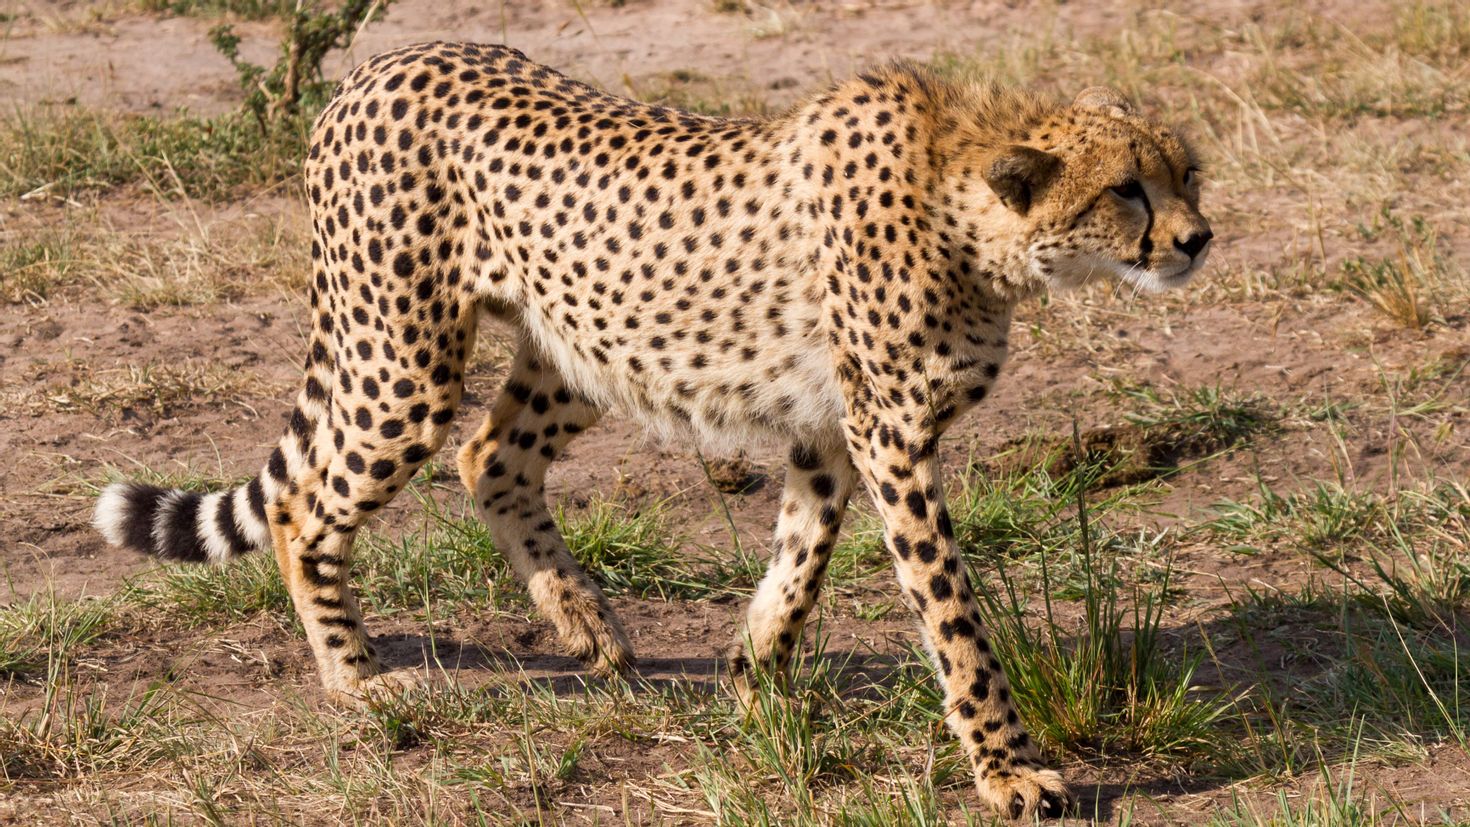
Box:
[2,0,1469,824]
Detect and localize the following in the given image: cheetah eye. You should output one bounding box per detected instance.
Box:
[1110,180,1145,201]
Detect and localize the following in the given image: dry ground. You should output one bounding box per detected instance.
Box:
[2,0,1469,824]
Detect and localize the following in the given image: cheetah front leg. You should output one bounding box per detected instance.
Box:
[726,441,857,708]
[845,413,1073,820]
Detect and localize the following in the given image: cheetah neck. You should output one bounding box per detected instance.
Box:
[931,188,1045,308]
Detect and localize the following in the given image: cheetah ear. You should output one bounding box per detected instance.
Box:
[982,145,1059,215]
[1073,86,1134,118]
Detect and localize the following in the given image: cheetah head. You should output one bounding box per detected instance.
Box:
[980,86,1212,294]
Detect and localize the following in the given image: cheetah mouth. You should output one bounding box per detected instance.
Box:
[1160,264,1199,283]
[1117,258,1202,293]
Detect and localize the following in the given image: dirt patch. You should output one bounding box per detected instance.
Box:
[3,0,1470,823]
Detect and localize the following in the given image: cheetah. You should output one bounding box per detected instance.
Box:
[94,42,1211,820]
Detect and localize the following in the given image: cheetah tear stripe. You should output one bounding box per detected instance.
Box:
[94,480,272,564]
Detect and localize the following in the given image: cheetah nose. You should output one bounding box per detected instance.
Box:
[1174,230,1213,259]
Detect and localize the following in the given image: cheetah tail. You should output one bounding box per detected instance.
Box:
[91,365,329,565]
[92,477,273,565]
[94,241,340,565]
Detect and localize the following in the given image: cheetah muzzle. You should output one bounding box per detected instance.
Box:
[93,42,1210,821]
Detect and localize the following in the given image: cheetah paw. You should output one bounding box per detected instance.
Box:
[976,765,1074,821]
[724,640,792,712]
[324,669,424,707]
[558,607,636,678]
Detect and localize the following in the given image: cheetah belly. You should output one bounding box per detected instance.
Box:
[516,292,846,453]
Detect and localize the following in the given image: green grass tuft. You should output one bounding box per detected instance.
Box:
[1206,480,1468,556]
[0,228,81,304]
[120,488,743,629]
[1337,212,1467,330]
[125,552,293,626]
[1209,736,1461,826]
[558,498,709,599]
[976,551,1236,761]
[1120,383,1279,450]
[0,593,115,680]
[833,454,1150,596]
[1,682,200,780]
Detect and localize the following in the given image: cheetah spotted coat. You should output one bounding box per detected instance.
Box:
[97,41,1213,819]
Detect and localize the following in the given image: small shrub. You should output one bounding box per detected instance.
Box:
[210,0,392,130]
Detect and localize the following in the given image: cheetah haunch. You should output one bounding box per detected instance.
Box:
[95,43,1210,820]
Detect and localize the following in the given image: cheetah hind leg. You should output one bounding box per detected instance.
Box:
[457,346,634,677]
[267,373,465,705]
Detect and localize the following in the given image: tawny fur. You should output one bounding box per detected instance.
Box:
[95,43,1211,820]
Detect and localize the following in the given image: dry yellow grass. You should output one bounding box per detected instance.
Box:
[2,0,1469,824]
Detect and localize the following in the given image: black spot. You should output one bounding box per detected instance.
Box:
[915,540,938,563]
[930,574,953,601]
[811,474,835,498]
[905,491,928,519]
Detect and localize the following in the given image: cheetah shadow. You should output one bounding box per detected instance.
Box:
[369,612,1300,818]
[372,631,914,699]
[372,631,728,695]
